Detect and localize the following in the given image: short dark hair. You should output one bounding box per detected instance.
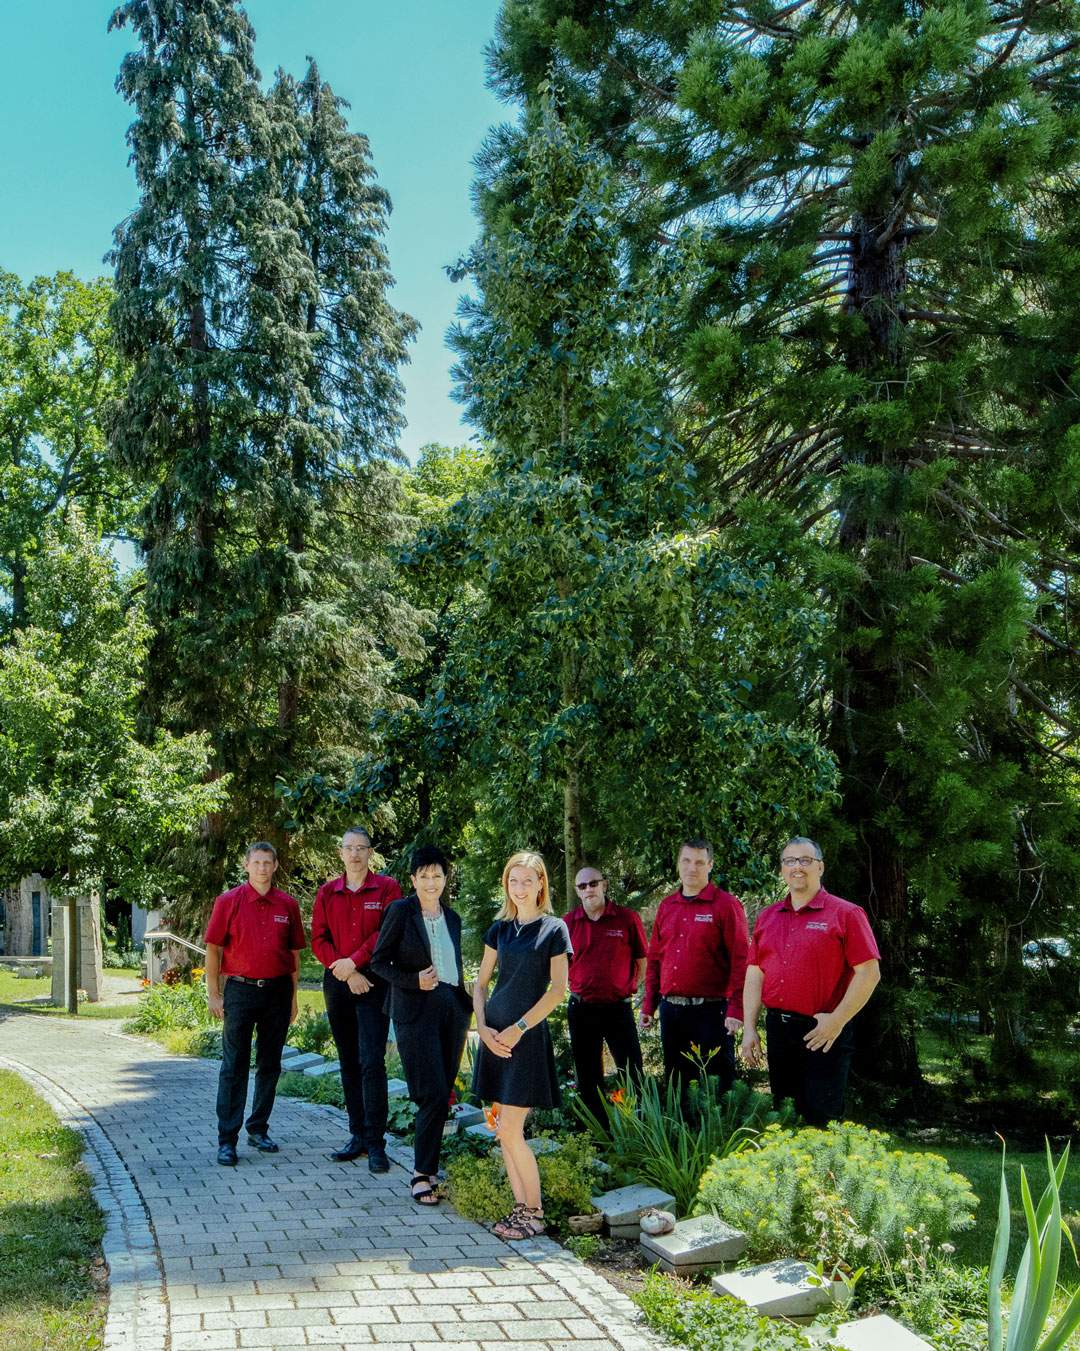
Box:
[781,836,823,860]
[410,844,449,875]
[341,826,372,845]
[678,838,713,860]
[245,840,278,861]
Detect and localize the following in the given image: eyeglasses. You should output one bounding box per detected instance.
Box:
[576,879,604,890]
[781,856,821,869]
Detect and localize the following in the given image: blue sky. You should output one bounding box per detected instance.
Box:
[0,0,507,460]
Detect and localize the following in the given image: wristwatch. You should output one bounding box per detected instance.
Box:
[515,1017,529,1032]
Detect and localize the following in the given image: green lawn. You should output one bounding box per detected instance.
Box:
[0,966,140,1019]
[0,1070,106,1350]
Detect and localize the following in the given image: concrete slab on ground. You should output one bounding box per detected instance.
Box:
[592,1183,676,1228]
[639,1215,746,1274]
[711,1257,833,1318]
[835,1314,933,1350]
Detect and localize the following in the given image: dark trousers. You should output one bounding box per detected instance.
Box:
[323,972,390,1149]
[395,983,470,1177]
[765,1008,855,1127]
[567,996,643,1125]
[216,976,292,1145]
[659,997,735,1101]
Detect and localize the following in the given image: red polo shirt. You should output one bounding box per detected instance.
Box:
[204,883,306,979]
[565,902,647,1002]
[643,882,749,1019]
[311,872,402,971]
[748,888,880,1017]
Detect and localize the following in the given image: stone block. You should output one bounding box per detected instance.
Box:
[449,1103,484,1129]
[280,1045,303,1061]
[386,1078,409,1098]
[281,1053,324,1073]
[591,1183,676,1228]
[465,1122,497,1143]
[711,1258,832,1318]
[526,1136,559,1156]
[835,1315,933,1350]
[640,1215,746,1274]
[303,1060,341,1078]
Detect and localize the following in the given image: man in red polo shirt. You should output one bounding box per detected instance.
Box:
[640,839,749,1101]
[312,826,401,1171]
[741,836,880,1126]
[564,864,647,1126]
[205,841,306,1167]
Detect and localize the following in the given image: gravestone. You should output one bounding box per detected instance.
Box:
[711,1258,833,1318]
[592,1183,677,1239]
[835,1315,932,1350]
[639,1215,747,1274]
[50,893,104,1004]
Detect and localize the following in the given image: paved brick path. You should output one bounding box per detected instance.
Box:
[0,1011,655,1351]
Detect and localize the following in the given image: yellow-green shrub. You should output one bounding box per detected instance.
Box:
[694,1123,977,1268]
[446,1133,598,1234]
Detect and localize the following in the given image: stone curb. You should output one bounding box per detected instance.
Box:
[0,1054,168,1351]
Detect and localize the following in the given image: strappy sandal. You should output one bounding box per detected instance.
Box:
[492,1204,546,1240]
[410,1173,439,1206]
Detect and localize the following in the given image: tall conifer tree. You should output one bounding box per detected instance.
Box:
[486,0,1080,1091]
[109,4,421,909]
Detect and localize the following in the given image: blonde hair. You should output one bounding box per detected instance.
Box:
[497,851,552,920]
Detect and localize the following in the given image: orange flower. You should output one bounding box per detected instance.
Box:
[608,1087,626,1105]
[484,1103,501,1130]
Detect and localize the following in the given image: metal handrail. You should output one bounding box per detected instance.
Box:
[142,929,206,958]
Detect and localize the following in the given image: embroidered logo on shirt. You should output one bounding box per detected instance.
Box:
[694,913,714,923]
[273,914,289,924]
[806,921,828,931]
[364,902,382,910]
[606,929,625,938]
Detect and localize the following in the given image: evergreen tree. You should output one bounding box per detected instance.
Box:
[432,97,834,913]
[487,0,1080,1092]
[109,4,422,917]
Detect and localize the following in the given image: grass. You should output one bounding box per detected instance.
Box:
[895,1136,1080,1270]
[0,966,140,1020]
[0,1070,106,1350]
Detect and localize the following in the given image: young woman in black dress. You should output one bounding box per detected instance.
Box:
[472,851,571,1240]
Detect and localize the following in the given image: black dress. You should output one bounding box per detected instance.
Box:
[471,914,573,1109]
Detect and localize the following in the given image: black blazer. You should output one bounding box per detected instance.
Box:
[370,895,473,1025]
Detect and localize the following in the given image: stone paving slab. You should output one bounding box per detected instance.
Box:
[638,1215,746,1274]
[0,1013,657,1351]
[835,1313,933,1350]
[711,1257,833,1318]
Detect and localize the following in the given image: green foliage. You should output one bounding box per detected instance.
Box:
[695,1124,977,1270]
[385,1096,419,1139]
[0,269,133,637]
[633,1271,825,1351]
[277,1071,346,1110]
[161,1025,224,1060]
[485,0,1080,1095]
[988,1143,1080,1351]
[565,1233,604,1262]
[0,518,224,898]
[582,1070,794,1216]
[446,1132,599,1236]
[123,981,212,1034]
[287,1008,335,1057]
[108,5,421,918]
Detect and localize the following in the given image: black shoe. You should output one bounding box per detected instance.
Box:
[368,1146,390,1174]
[329,1134,366,1163]
[217,1144,238,1167]
[246,1132,279,1153]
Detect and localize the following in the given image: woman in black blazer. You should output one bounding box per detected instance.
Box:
[370,844,472,1203]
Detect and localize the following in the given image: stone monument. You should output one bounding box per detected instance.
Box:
[50,894,104,1004]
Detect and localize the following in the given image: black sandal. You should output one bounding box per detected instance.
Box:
[410,1173,439,1206]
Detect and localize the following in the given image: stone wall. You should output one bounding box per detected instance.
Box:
[6,875,50,956]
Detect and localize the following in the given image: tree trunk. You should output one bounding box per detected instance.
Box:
[563,764,582,913]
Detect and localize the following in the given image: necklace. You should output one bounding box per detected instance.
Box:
[512,914,541,936]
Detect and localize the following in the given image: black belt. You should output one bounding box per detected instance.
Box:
[228,974,289,987]
[768,1008,814,1024]
[663,995,725,1006]
[569,994,632,1006]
